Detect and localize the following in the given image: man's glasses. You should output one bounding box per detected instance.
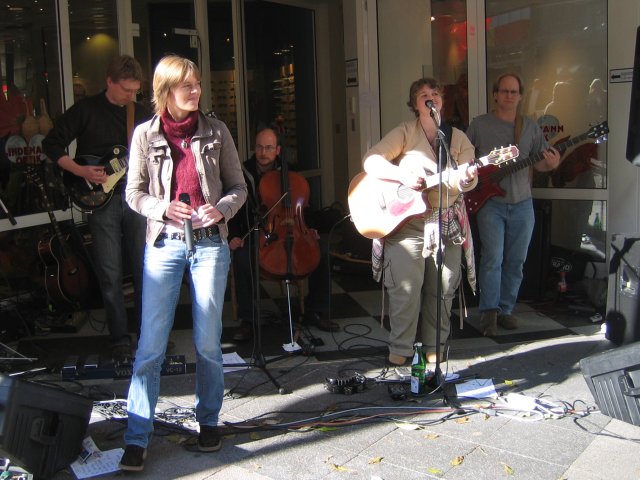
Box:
[498,89,520,96]
[118,82,141,96]
[256,145,276,152]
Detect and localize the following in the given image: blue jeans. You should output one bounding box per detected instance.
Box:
[88,192,146,343]
[477,198,535,315]
[124,234,230,448]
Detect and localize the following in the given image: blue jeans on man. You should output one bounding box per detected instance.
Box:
[477,198,535,316]
[87,192,145,347]
[124,234,229,448]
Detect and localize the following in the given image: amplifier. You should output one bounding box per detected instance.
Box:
[580,342,640,426]
[605,233,640,345]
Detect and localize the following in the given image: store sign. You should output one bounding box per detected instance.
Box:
[537,114,564,142]
[4,134,47,164]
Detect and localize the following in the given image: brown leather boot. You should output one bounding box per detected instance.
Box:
[498,314,518,330]
[480,310,498,337]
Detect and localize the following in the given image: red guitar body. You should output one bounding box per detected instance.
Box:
[464,164,507,215]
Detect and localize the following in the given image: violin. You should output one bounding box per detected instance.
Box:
[258,156,320,280]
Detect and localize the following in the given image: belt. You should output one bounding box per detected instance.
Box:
[159,225,219,242]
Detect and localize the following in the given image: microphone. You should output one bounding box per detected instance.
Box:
[178,193,194,252]
[426,100,440,125]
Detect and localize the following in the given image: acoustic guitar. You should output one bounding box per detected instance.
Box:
[348,146,519,239]
[63,145,128,211]
[464,121,609,214]
[25,167,91,306]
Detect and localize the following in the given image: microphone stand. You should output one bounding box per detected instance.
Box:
[225,191,292,395]
[429,106,454,403]
[0,196,17,225]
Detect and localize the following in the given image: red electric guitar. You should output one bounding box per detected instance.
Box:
[465,121,609,214]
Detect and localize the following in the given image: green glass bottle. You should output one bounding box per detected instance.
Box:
[410,342,426,395]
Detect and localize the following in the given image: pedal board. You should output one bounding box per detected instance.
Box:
[61,354,187,380]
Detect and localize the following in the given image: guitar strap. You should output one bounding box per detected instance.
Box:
[438,122,455,169]
[514,114,532,183]
[126,102,135,149]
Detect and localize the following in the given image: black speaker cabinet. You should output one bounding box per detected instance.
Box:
[605,233,640,346]
[627,26,640,164]
[520,199,551,301]
[580,342,640,426]
[0,374,93,479]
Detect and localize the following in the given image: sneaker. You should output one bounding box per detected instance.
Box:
[480,310,498,337]
[198,425,222,452]
[119,444,146,472]
[497,314,518,330]
[232,322,252,342]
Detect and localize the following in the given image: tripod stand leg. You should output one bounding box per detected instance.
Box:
[251,352,288,395]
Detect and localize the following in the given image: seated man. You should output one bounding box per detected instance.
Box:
[228,126,339,341]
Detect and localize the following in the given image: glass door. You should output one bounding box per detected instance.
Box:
[243,1,318,171]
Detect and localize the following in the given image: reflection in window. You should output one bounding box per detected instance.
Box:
[208,1,237,144]
[486,0,608,190]
[244,1,318,171]
[1,0,64,217]
[69,1,119,100]
[431,0,469,131]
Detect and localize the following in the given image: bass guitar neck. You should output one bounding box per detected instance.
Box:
[465,121,609,215]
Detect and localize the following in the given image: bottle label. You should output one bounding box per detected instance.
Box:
[410,372,425,394]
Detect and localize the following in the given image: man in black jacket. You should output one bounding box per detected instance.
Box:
[43,55,150,361]
[228,126,338,341]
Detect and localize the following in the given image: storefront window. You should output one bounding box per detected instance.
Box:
[132,0,196,113]
[208,0,237,144]
[68,0,119,102]
[485,0,608,190]
[1,0,63,218]
[432,0,469,131]
[244,1,318,172]
[378,1,469,131]
[485,0,608,284]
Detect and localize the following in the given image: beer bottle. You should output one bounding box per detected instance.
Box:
[410,342,426,396]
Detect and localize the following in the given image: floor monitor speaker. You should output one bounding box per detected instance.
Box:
[580,342,640,426]
[0,374,93,478]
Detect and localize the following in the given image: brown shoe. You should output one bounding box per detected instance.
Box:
[308,312,340,332]
[388,353,407,366]
[480,310,498,337]
[232,323,252,342]
[498,314,518,330]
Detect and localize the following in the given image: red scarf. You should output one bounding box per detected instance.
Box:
[161,110,205,208]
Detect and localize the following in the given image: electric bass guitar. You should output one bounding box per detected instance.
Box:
[464,121,609,215]
[63,145,128,211]
[25,168,91,306]
[348,146,519,239]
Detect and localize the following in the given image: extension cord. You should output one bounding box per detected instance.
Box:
[503,393,538,411]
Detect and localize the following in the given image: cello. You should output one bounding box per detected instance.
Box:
[258,150,320,280]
